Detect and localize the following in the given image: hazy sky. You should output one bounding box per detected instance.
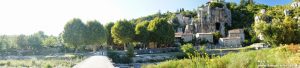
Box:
[0,0,292,36]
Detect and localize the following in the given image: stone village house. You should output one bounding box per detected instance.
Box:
[174,0,244,48]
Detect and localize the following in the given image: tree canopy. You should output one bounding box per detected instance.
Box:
[85,21,107,51]
[111,20,135,45]
[148,17,175,47]
[253,16,300,46]
[135,21,150,46]
[105,22,115,46]
[62,18,87,50]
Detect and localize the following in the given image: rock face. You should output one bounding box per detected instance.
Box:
[195,1,231,36]
[291,2,300,8]
[174,1,233,43]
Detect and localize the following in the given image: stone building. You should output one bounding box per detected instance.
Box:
[174,14,194,42]
[174,0,245,48]
[219,29,244,48]
[195,33,213,43]
[219,37,241,48]
[228,29,245,41]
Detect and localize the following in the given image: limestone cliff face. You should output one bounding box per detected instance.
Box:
[291,1,300,8]
[196,2,231,36]
[173,1,232,37]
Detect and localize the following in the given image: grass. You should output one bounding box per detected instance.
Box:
[0,53,86,68]
[0,59,79,68]
[142,44,300,68]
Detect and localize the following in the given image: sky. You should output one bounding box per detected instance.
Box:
[0,0,293,36]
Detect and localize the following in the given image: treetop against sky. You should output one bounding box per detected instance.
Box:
[0,0,292,36]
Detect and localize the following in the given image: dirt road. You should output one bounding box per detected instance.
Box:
[73,56,114,68]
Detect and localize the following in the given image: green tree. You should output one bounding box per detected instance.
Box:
[180,43,197,58]
[213,32,222,44]
[147,17,175,48]
[0,35,9,50]
[42,36,59,47]
[62,18,87,52]
[105,22,115,46]
[240,0,246,6]
[111,20,135,50]
[135,21,149,48]
[27,31,46,51]
[85,21,107,52]
[16,34,29,50]
[253,16,300,46]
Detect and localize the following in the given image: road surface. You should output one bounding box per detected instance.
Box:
[73,56,114,68]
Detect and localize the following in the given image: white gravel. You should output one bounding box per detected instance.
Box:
[73,56,114,68]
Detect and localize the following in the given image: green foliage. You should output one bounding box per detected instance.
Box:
[209,2,224,8]
[180,10,197,17]
[42,36,59,47]
[253,16,300,46]
[0,58,81,67]
[135,21,150,46]
[240,0,254,6]
[126,45,134,63]
[180,43,197,58]
[169,14,180,29]
[143,45,300,68]
[111,20,135,45]
[105,22,115,46]
[231,4,269,29]
[16,34,29,50]
[107,49,134,64]
[212,32,221,44]
[147,17,175,47]
[62,18,87,50]
[27,31,47,50]
[85,21,107,51]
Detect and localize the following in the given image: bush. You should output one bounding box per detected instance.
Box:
[44,64,52,68]
[180,43,197,58]
[210,2,224,8]
[213,32,221,44]
[107,47,134,64]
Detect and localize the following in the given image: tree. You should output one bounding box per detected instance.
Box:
[135,21,149,48]
[147,17,175,48]
[27,31,46,51]
[180,43,197,58]
[111,20,135,50]
[213,32,222,44]
[42,36,59,47]
[253,16,300,46]
[248,0,254,5]
[0,35,9,50]
[16,34,29,50]
[105,22,115,46]
[240,0,246,6]
[85,21,107,52]
[62,18,87,52]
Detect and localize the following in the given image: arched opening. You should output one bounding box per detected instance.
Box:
[215,22,220,31]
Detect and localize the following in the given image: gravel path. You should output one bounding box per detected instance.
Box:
[73,56,114,68]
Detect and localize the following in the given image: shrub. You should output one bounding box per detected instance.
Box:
[210,2,224,8]
[180,43,197,58]
[107,47,134,64]
[213,32,222,44]
[44,64,52,68]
